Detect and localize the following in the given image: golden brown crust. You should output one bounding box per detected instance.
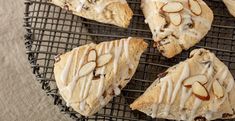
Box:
[54,37,147,116]
[49,0,133,28]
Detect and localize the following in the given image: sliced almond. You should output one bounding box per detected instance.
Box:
[88,49,97,62]
[192,81,210,101]
[169,13,182,26]
[97,53,112,67]
[212,79,224,98]
[79,61,96,77]
[183,75,208,88]
[161,2,183,13]
[188,0,202,16]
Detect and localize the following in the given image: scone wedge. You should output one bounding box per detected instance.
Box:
[223,0,235,17]
[141,0,213,58]
[130,48,235,121]
[48,0,133,28]
[54,38,148,116]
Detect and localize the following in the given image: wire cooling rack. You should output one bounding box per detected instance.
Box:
[24,0,235,120]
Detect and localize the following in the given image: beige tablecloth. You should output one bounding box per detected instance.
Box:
[0,0,73,121]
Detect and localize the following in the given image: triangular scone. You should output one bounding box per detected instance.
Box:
[48,0,133,28]
[54,38,148,116]
[141,0,213,58]
[130,48,235,121]
[223,0,235,17]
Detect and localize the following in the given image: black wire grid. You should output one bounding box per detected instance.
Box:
[24,0,235,120]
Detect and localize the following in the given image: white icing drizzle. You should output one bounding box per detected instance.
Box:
[60,51,75,85]
[94,0,127,13]
[74,47,90,80]
[97,67,105,97]
[80,100,85,111]
[188,55,215,120]
[97,43,107,98]
[151,104,159,118]
[113,86,121,95]
[151,78,160,118]
[226,78,234,92]
[201,62,210,74]
[170,62,190,104]
[97,41,115,105]
[217,67,228,83]
[112,38,131,96]
[124,37,133,69]
[98,74,105,105]
[79,76,87,100]
[166,77,173,103]
[158,0,170,3]
[113,39,123,74]
[180,87,192,110]
[207,63,214,78]
[152,62,191,119]
[98,43,104,55]
[189,98,202,121]
[82,73,94,100]
[162,77,173,116]
[152,76,172,117]
[159,78,167,103]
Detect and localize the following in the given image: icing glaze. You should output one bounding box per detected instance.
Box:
[60,50,75,85]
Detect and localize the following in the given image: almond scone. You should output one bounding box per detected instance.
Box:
[141,0,214,58]
[48,0,133,28]
[130,48,235,121]
[54,37,148,116]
